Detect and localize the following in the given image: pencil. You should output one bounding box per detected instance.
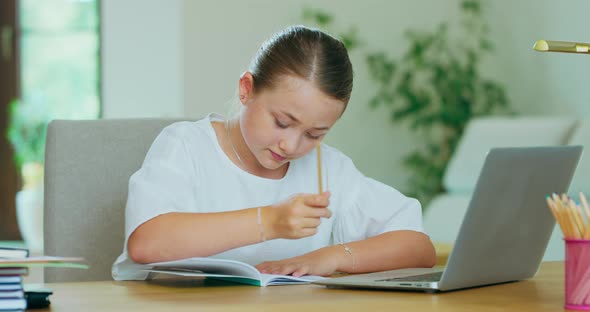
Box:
[547,193,590,239]
[580,193,590,239]
[316,144,323,194]
[547,196,567,237]
[533,40,590,54]
[551,194,573,238]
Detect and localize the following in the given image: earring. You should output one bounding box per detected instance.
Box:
[240,95,245,100]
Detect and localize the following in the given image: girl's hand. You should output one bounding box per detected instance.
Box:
[255,246,343,277]
[264,192,331,240]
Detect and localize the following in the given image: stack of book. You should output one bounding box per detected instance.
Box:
[0,246,88,311]
[0,247,28,312]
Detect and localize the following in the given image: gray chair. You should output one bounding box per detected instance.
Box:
[44,118,190,282]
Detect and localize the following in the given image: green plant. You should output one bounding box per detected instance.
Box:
[6,97,51,172]
[304,0,511,206]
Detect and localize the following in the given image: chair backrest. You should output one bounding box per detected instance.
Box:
[44,118,190,282]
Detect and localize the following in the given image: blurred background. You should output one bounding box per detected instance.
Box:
[1,0,589,254]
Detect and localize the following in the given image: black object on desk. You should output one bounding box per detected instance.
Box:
[25,288,53,309]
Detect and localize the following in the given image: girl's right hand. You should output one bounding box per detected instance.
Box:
[264,192,332,240]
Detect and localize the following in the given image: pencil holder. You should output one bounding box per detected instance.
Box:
[565,239,590,310]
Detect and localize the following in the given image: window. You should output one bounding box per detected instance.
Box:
[20,0,101,119]
[0,0,101,244]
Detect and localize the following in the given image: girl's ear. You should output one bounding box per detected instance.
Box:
[238,72,255,105]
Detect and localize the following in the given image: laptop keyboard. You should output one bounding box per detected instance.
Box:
[377,272,443,283]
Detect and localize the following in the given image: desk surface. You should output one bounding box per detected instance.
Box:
[37,262,564,312]
[434,242,453,265]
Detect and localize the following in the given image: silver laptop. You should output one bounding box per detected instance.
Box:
[314,146,582,292]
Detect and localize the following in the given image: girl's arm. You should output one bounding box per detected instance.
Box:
[127,209,262,264]
[127,192,331,264]
[256,230,436,276]
[335,230,436,272]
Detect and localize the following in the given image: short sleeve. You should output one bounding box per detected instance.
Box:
[124,125,197,241]
[332,156,424,244]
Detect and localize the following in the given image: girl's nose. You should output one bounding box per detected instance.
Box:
[278,132,300,155]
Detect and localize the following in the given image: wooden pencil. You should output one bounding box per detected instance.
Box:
[547,197,567,237]
[570,198,587,239]
[316,144,323,194]
[564,195,581,238]
[553,194,572,238]
[580,193,590,239]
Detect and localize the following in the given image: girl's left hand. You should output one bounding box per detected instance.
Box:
[255,246,343,277]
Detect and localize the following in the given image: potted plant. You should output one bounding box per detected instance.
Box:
[303,0,511,207]
[6,97,51,252]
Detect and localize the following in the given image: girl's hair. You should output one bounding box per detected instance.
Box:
[249,25,354,105]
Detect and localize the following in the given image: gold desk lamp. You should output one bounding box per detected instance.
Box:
[534,40,590,54]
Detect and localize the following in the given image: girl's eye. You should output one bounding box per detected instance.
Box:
[275,119,288,129]
[306,133,322,140]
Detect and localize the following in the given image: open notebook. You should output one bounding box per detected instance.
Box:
[139,257,326,287]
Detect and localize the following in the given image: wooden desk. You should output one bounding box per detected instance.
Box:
[434,242,453,265]
[36,262,564,312]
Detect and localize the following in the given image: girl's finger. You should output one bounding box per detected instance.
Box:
[303,193,330,207]
[277,263,298,276]
[302,217,322,228]
[300,227,318,237]
[292,266,309,277]
[256,261,276,273]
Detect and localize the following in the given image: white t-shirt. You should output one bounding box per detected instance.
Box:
[112,113,425,280]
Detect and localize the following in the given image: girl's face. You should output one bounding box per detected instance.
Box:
[239,73,346,171]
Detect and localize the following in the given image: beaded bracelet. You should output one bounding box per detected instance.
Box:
[339,243,356,273]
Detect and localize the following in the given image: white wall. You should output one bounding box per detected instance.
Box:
[101,0,590,196]
[101,0,184,118]
[99,1,586,260]
[182,0,458,192]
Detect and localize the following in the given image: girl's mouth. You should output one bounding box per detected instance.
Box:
[270,150,286,162]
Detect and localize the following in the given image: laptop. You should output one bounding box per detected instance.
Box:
[314,146,582,292]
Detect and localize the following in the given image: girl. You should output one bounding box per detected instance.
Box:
[112,25,435,280]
